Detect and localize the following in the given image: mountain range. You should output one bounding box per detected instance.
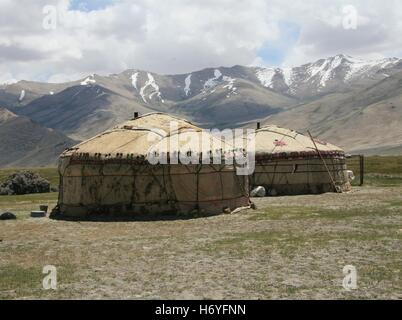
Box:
[1,54,402,167]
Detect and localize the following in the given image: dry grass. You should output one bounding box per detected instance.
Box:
[0,159,401,300]
[0,185,401,300]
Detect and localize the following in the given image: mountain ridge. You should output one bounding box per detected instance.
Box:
[1,54,402,167]
[0,108,77,167]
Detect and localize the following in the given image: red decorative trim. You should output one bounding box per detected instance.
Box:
[273,140,287,147]
[255,151,345,162]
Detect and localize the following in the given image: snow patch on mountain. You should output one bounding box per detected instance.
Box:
[131,72,139,90]
[323,55,343,85]
[308,60,328,79]
[307,56,343,87]
[282,68,294,87]
[345,57,380,81]
[222,76,234,89]
[344,56,400,81]
[214,69,222,78]
[19,90,25,102]
[256,68,276,88]
[201,70,238,97]
[223,76,238,98]
[203,69,223,90]
[255,67,294,88]
[184,74,192,96]
[81,75,96,86]
[255,55,401,95]
[140,73,164,103]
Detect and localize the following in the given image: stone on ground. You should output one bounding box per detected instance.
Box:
[0,212,17,220]
[250,186,266,197]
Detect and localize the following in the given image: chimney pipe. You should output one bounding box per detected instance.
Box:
[257,122,261,130]
[134,112,139,119]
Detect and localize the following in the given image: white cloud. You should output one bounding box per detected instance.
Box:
[0,0,402,82]
[280,0,402,66]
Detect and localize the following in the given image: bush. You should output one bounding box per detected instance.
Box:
[0,171,51,195]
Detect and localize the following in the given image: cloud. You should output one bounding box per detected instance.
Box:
[257,21,301,67]
[0,44,47,62]
[280,0,402,66]
[0,0,402,82]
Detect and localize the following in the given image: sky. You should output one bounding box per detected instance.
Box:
[1,0,402,83]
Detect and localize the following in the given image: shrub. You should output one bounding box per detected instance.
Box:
[0,171,51,195]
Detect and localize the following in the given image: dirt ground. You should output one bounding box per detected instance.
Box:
[0,183,401,300]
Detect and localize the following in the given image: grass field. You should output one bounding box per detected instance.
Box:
[0,157,401,299]
[347,156,402,187]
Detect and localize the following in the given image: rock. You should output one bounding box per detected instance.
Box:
[223,207,232,214]
[250,186,266,197]
[0,171,50,195]
[0,212,17,220]
[347,170,355,182]
[31,211,46,218]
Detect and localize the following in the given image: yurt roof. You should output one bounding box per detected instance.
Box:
[116,112,198,133]
[61,113,232,161]
[251,125,344,156]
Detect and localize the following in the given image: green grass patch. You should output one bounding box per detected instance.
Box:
[352,261,402,295]
[0,265,44,298]
[201,230,307,257]
[249,206,394,221]
[347,156,402,187]
[0,192,58,218]
[0,264,77,299]
[388,200,402,207]
[0,168,59,217]
[361,174,402,187]
[201,228,400,259]
[347,156,402,175]
[0,192,58,204]
[0,167,59,215]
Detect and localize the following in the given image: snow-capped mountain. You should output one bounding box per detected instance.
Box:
[256,68,402,155]
[255,54,402,98]
[3,54,400,112]
[1,54,402,162]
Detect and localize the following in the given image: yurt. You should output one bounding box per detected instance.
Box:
[250,125,350,195]
[56,113,249,218]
